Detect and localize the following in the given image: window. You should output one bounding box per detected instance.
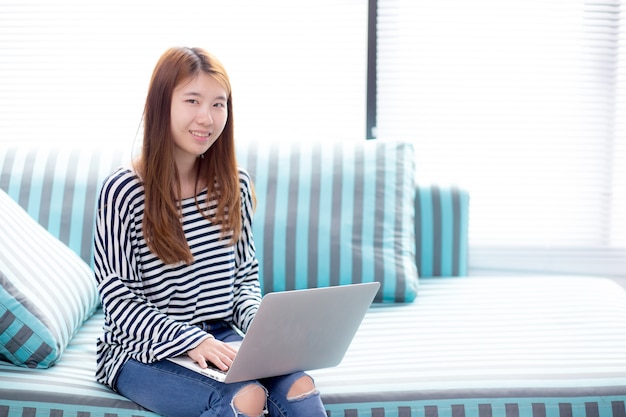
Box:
[0,1,367,150]
[377,0,626,276]
[2,1,624,277]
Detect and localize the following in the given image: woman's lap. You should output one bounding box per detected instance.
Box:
[114,323,326,417]
[116,357,261,417]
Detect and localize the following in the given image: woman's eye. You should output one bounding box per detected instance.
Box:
[186,99,199,104]
[214,102,226,108]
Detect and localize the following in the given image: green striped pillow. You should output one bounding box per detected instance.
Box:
[415,185,470,278]
[0,146,125,267]
[236,140,419,303]
[0,189,99,368]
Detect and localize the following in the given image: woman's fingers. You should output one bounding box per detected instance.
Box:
[187,338,238,370]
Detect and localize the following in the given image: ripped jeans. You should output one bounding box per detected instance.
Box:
[114,323,327,417]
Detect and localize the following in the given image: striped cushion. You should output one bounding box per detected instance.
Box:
[236,140,419,303]
[0,146,126,267]
[0,189,99,368]
[415,185,469,277]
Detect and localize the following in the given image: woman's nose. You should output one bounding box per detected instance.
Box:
[197,107,213,125]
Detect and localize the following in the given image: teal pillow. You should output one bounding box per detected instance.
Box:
[0,189,99,368]
[236,140,418,303]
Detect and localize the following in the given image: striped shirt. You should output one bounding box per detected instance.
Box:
[93,167,261,388]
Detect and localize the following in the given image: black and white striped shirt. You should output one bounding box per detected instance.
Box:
[93,168,261,388]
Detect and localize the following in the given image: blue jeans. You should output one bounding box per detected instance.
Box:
[115,322,327,417]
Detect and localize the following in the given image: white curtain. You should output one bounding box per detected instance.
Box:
[377,0,626,276]
[0,1,367,150]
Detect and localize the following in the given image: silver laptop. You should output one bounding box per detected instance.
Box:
[167,282,379,383]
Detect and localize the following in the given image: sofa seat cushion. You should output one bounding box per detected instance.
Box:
[236,139,419,303]
[0,189,99,368]
[1,276,625,416]
[310,275,626,415]
[0,308,160,417]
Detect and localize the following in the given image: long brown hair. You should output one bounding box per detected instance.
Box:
[135,47,242,265]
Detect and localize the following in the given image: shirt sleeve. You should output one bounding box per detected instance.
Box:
[231,170,263,332]
[93,172,211,363]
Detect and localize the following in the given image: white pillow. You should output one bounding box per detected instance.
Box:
[0,189,99,368]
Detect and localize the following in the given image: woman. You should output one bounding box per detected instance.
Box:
[94,47,326,417]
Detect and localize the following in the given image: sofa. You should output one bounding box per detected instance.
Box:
[1,139,625,417]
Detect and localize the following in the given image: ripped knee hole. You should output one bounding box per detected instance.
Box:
[286,376,320,401]
[232,384,267,416]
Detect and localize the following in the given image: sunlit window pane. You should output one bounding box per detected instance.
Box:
[377,0,624,256]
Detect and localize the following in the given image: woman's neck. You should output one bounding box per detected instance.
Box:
[177,162,201,200]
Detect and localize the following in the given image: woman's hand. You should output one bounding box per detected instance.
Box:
[187,337,238,371]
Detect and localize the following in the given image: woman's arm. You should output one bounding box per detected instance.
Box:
[93,171,211,363]
[231,170,263,332]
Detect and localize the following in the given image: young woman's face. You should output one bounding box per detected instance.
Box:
[170,73,228,163]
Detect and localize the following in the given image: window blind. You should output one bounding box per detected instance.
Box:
[377,0,626,276]
[0,1,367,149]
[614,1,626,249]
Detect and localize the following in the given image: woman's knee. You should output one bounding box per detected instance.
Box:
[286,375,319,400]
[232,383,267,416]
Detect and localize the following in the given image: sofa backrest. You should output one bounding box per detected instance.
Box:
[0,141,468,302]
[0,145,124,263]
